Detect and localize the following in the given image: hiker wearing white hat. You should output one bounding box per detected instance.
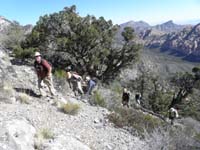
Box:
[34,51,56,97]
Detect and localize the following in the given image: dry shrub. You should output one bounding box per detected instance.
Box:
[61,103,80,115]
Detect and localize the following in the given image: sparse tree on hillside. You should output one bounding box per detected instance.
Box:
[21,5,141,81]
[169,67,200,108]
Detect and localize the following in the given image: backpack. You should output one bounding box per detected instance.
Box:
[169,110,176,119]
[91,77,98,84]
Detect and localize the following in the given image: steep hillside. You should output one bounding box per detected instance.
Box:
[0,47,146,150]
[141,48,198,76]
[1,37,200,149]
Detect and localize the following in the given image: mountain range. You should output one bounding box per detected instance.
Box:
[120,20,200,62]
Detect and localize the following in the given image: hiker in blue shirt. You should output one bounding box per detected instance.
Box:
[85,76,96,95]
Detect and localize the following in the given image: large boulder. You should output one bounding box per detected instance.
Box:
[2,119,36,150]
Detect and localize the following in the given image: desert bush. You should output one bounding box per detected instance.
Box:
[90,90,106,107]
[35,128,54,140]
[2,82,14,95]
[110,81,123,95]
[34,128,54,150]
[13,45,35,59]
[108,107,163,137]
[60,103,80,115]
[144,125,200,150]
[195,133,200,141]
[54,69,66,79]
[18,93,30,104]
[148,91,172,115]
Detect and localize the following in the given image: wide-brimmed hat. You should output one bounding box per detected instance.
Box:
[34,52,41,57]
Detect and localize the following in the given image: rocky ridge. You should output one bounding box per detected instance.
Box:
[0,16,11,32]
[120,20,200,61]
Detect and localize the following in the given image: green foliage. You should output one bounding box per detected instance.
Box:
[108,107,162,136]
[110,80,123,95]
[22,5,141,81]
[169,67,200,108]
[195,133,200,141]
[122,27,135,42]
[90,91,106,107]
[54,69,66,79]
[13,45,35,59]
[148,91,172,115]
[61,103,80,115]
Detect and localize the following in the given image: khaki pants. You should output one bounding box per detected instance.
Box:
[71,80,84,96]
[38,74,55,96]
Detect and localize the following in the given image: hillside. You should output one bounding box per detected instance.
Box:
[1,44,200,149]
[1,12,200,149]
[0,47,146,150]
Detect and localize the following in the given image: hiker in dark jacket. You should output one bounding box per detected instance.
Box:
[34,52,55,96]
[85,76,96,95]
[122,88,130,108]
[135,93,142,105]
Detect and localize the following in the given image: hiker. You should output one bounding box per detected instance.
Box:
[135,93,142,105]
[66,66,73,89]
[34,51,56,97]
[85,76,96,95]
[65,67,84,96]
[168,106,179,125]
[122,88,130,108]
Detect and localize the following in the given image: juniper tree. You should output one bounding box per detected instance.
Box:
[21,5,141,81]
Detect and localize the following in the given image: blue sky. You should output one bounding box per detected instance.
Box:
[0,0,199,25]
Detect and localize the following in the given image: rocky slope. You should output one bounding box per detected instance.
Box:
[1,41,200,149]
[0,16,11,32]
[0,47,146,150]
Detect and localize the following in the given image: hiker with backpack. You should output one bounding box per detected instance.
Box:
[65,67,84,96]
[168,106,179,125]
[34,52,56,97]
[122,88,130,108]
[85,76,96,95]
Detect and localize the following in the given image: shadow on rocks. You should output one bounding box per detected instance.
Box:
[14,88,41,98]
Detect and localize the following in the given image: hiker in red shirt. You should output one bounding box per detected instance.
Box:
[34,52,55,97]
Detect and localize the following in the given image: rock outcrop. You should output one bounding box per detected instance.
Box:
[0,16,11,33]
[161,23,200,60]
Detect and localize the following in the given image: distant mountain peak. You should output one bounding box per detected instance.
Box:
[164,20,174,24]
[153,20,185,33]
